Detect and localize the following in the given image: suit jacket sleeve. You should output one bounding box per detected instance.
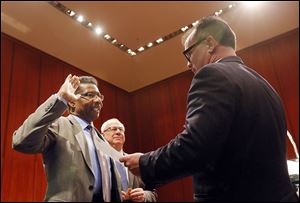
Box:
[139,65,238,186]
[12,94,68,154]
[130,171,158,202]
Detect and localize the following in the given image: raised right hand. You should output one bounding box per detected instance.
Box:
[57,74,81,102]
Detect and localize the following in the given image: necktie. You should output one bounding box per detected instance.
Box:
[86,125,102,194]
[116,161,128,191]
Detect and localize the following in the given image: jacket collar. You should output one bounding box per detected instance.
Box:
[217,55,244,65]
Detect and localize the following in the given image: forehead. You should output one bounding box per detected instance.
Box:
[107,122,123,127]
[79,83,100,93]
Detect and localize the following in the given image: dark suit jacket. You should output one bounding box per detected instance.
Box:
[13,95,121,202]
[139,56,298,202]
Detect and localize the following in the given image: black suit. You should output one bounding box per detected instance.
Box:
[139,56,298,201]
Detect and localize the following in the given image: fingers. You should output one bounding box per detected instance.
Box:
[130,192,144,202]
[70,75,80,89]
[119,156,127,165]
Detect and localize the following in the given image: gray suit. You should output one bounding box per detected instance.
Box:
[127,171,157,202]
[13,95,121,202]
[125,154,157,202]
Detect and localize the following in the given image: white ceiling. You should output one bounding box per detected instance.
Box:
[1,1,299,92]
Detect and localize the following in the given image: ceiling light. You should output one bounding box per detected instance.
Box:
[192,20,199,27]
[138,47,144,52]
[242,2,261,7]
[156,38,163,43]
[69,10,76,17]
[104,34,111,39]
[95,27,102,35]
[77,15,84,22]
[181,26,189,32]
[49,1,239,57]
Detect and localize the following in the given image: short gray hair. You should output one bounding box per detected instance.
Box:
[101,118,125,133]
[182,16,236,50]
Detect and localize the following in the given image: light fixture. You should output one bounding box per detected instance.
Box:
[138,47,144,52]
[77,15,84,22]
[49,1,240,56]
[147,42,153,47]
[69,10,76,17]
[156,38,163,43]
[192,20,199,27]
[95,27,102,35]
[180,26,189,32]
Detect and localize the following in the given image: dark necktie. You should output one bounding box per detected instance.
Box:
[87,125,102,195]
[116,161,128,191]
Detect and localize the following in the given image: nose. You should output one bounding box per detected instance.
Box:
[115,128,122,133]
[93,97,103,108]
[187,61,192,69]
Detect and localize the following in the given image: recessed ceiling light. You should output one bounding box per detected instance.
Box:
[77,15,84,22]
[156,38,163,43]
[95,27,102,35]
[138,47,144,52]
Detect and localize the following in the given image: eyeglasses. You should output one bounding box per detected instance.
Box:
[104,126,125,133]
[80,92,104,101]
[183,37,206,63]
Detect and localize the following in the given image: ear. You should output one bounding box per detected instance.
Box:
[68,101,76,112]
[206,35,218,54]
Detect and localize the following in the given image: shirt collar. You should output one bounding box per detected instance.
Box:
[71,115,92,130]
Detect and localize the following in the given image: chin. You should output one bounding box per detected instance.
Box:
[90,114,99,121]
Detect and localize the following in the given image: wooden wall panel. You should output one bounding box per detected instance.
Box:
[131,73,195,201]
[148,83,174,147]
[131,91,155,152]
[238,29,299,159]
[238,45,282,95]
[269,30,299,159]
[96,80,117,128]
[1,43,41,202]
[116,90,135,153]
[1,34,132,202]
[168,72,194,202]
[1,36,13,179]
[32,55,68,201]
[1,28,298,202]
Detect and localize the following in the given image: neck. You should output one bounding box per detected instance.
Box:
[209,46,236,63]
[113,144,122,152]
[71,113,92,124]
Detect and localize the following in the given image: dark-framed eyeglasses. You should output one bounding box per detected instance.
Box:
[183,37,206,63]
[104,126,125,133]
[80,92,104,101]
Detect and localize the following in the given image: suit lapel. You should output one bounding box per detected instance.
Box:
[68,115,94,175]
[128,171,135,188]
[94,143,111,201]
